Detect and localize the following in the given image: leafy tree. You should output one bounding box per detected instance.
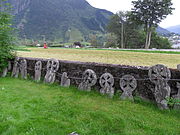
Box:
[131,0,174,49]
[151,32,172,49]
[104,33,117,48]
[107,11,145,48]
[107,11,127,48]
[0,0,15,72]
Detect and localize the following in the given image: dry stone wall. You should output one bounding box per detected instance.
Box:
[2,57,180,109]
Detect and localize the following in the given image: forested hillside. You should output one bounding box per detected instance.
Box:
[9,0,113,42]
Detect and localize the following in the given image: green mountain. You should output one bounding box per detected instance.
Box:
[167,25,180,34]
[156,26,171,36]
[9,0,113,42]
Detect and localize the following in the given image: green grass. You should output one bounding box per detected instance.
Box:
[115,49,180,54]
[14,46,31,52]
[0,77,179,135]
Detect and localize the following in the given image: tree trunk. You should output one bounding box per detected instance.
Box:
[145,31,149,49]
[145,24,152,49]
[121,23,124,48]
[147,30,152,49]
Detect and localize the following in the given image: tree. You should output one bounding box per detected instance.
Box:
[0,0,15,72]
[107,11,128,48]
[107,11,145,48]
[131,0,174,49]
[151,32,172,49]
[104,33,117,48]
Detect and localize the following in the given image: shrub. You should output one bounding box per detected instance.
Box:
[0,1,15,72]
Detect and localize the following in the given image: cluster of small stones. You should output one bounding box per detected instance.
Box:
[2,57,180,110]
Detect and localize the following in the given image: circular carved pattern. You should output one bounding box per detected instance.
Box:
[82,69,97,86]
[35,61,42,71]
[148,64,171,84]
[47,58,59,72]
[99,73,114,88]
[20,59,27,70]
[120,75,137,92]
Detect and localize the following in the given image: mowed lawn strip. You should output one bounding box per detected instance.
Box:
[18,48,180,68]
[0,77,179,135]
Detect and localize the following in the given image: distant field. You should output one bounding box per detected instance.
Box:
[17,47,180,68]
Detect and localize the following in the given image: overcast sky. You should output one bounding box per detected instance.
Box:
[86,0,180,28]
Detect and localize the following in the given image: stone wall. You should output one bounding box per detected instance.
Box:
[10,57,179,103]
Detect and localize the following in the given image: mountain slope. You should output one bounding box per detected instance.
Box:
[156,26,171,36]
[9,0,113,42]
[167,25,180,34]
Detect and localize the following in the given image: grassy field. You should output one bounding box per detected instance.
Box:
[0,77,180,135]
[17,47,180,68]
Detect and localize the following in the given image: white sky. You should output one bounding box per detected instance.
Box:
[86,0,180,28]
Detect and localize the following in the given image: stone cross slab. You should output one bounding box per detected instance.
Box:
[99,73,114,98]
[78,69,97,91]
[148,64,171,110]
[44,59,59,84]
[120,75,137,101]
[34,61,42,82]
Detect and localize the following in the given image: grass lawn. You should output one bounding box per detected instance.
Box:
[17,48,180,68]
[0,77,179,135]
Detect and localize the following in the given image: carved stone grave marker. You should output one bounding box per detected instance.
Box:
[61,72,70,87]
[99,73,114,98]
[2,68,8,77]
[1,61,12,77]
[20,59,27,79]
[120,75,137,101]
[11,57,20,78]
[44,59,59,84]
[177,64,180,71]
[148,64,171,109]
[34,61,42,82]
[78,69,97,91]
[8,61,11,71]
[173,82,180,109]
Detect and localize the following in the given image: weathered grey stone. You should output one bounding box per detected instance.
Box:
[20,59,27,79]
[44,58,59,84]
[78,69,97,91]
[173,82,180,109]
[177,64,180,71]
[11,57,20,78]
[1,61,12,77]
[148,64,171,109]
[68,132,79,135]
[34,61,42,82]
[61,72,70,87]
[8,61,11,71]
[99,73,114,98]
[120,75,137,101]
[2,68,8,77]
